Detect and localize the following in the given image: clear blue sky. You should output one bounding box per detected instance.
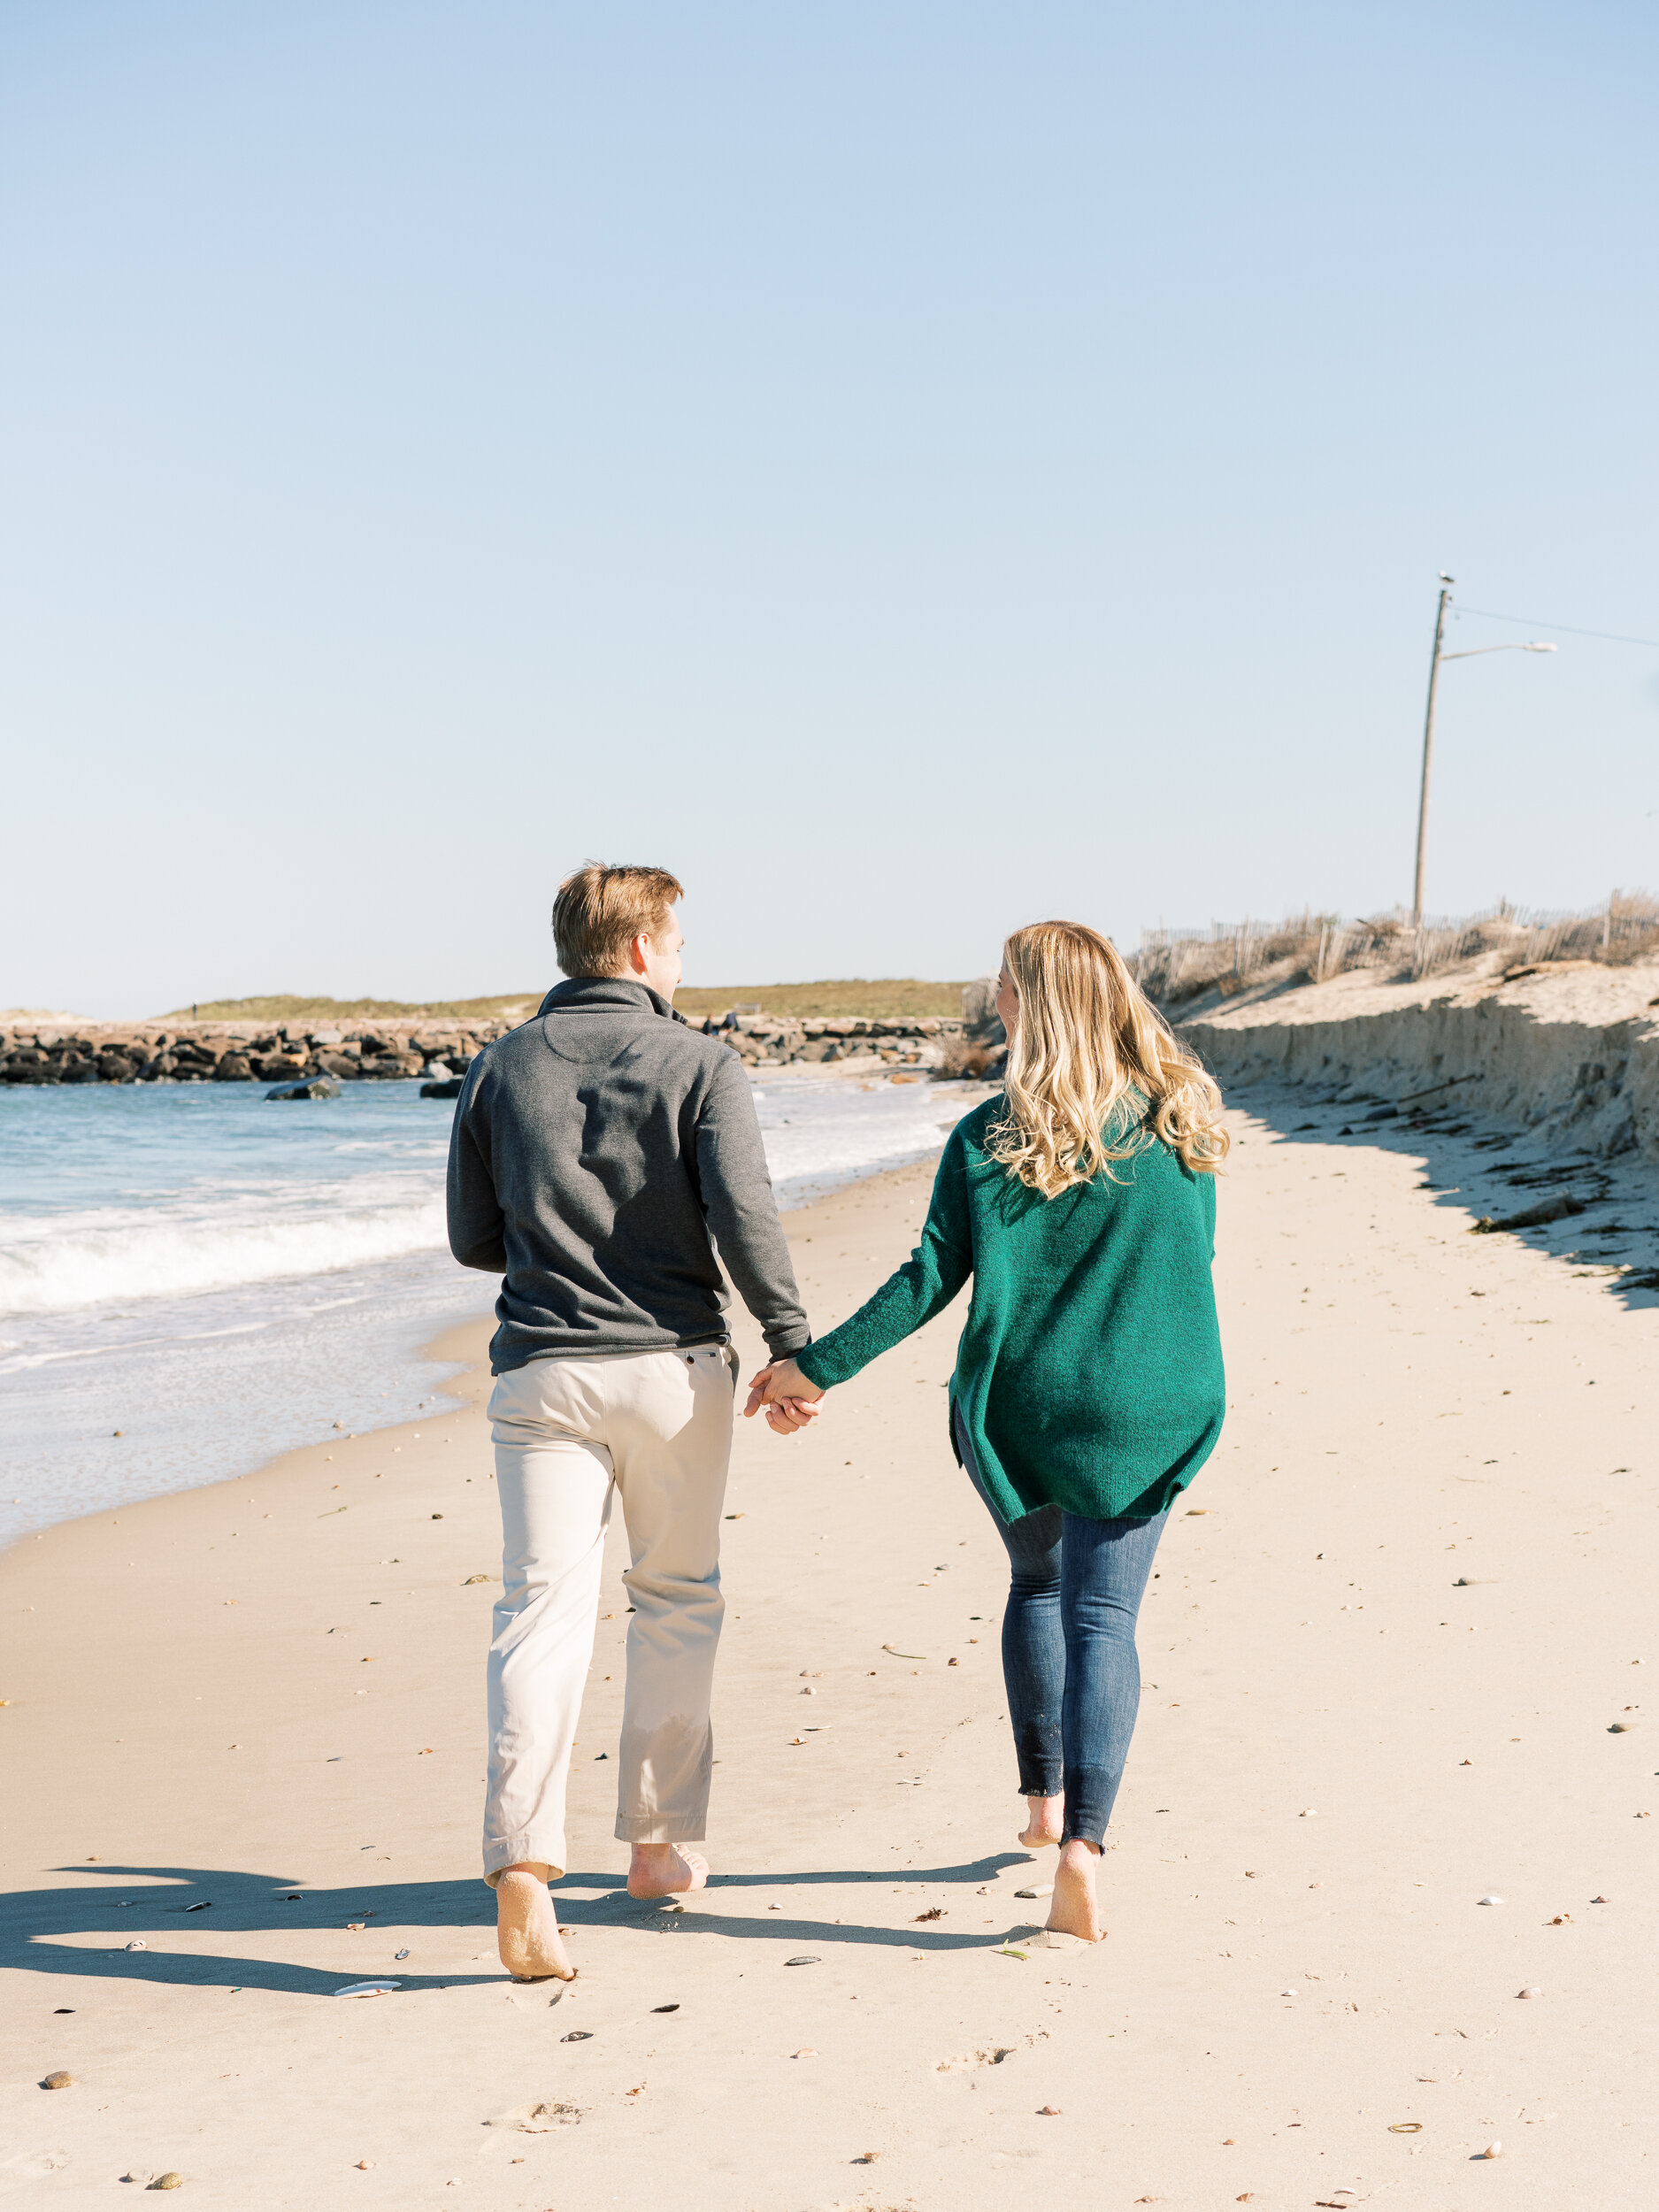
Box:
[4,0,1656,1014]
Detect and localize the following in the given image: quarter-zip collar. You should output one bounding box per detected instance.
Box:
[535,977,689,1027]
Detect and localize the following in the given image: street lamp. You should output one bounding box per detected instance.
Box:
[1411,578,1557,926]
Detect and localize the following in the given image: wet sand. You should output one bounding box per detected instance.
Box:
[2,1100,1655,2208]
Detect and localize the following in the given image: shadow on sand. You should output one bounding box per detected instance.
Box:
[2,1851,1035,1998]
[1225,1075,1659,1314]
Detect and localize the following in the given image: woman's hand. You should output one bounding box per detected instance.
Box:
[764,1398,818,1434]
[744,1356,826,1435]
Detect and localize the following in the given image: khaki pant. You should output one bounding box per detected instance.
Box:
[482,1344,736,1885]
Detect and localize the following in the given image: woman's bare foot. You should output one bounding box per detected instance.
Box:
[1018,1793,1064,1849]
[626,1843,709,1900]
[1045,1838,1104,1942]
[495,1867,576,1981]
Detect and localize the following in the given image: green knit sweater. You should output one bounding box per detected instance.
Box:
[795,1096,1225,1523]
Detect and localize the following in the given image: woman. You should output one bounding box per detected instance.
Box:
[747,920,1228,1943]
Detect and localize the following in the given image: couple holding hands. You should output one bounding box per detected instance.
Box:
[447,862,1227,1981]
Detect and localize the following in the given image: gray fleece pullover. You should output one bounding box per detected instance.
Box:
[446,977,810,1372]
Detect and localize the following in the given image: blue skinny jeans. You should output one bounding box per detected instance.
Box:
[956,1405,1167,1847]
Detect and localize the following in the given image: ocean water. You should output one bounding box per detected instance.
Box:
[0,1072,974,1546]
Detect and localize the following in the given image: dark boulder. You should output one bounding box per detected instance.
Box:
[420,1077,465,1100]
[265,1075,342,1102]
[215,1054,256,1081]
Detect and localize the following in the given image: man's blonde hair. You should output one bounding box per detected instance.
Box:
[985,919,1230,1197]
[552,861,685,978]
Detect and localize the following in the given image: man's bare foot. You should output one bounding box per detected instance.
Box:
[496,1867,576,1981]
[626,1843,709,1900]
[1045,1838,1104,1942]
[1019,1793,1064,1849]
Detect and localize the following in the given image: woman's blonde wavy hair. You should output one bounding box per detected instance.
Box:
[984,919,1230,1197]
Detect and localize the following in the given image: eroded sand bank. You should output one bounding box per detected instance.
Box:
[2,1104,1655,2208]
[1179,952,1659,1160]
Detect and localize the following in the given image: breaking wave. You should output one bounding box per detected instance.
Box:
[0,1194,448,1318]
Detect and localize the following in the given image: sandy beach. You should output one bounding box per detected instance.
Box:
[3,1092,1655,2208]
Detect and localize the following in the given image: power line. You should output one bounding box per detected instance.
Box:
[1452,604,1659,651]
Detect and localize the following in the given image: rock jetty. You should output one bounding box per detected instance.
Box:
[2,996,1007,1087]
[703,1015,961,1071]
[0,1020,508,1088]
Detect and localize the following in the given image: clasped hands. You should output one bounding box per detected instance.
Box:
[742,1354,826,1436]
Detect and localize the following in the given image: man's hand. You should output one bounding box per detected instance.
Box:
[744,1356,826,1436]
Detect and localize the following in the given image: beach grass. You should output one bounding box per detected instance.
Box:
[165,979,976,1023]
[157,993,541,1023]
[674,978,973,1018]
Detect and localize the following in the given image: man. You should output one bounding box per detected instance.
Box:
[447,862,811,1979]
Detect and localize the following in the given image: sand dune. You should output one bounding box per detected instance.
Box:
[1181,951,1659,1160]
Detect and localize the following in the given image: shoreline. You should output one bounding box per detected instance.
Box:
[0,1071,999,1555]
[4,1112,1655,2206]
[0,1122,953,1559]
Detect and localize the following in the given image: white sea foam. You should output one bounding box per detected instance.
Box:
[0,1074,970,1322]
[752,1074,970,1206]
[0,1194,447,1317]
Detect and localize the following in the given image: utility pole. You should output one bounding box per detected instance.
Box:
[1411,576,1454,927]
